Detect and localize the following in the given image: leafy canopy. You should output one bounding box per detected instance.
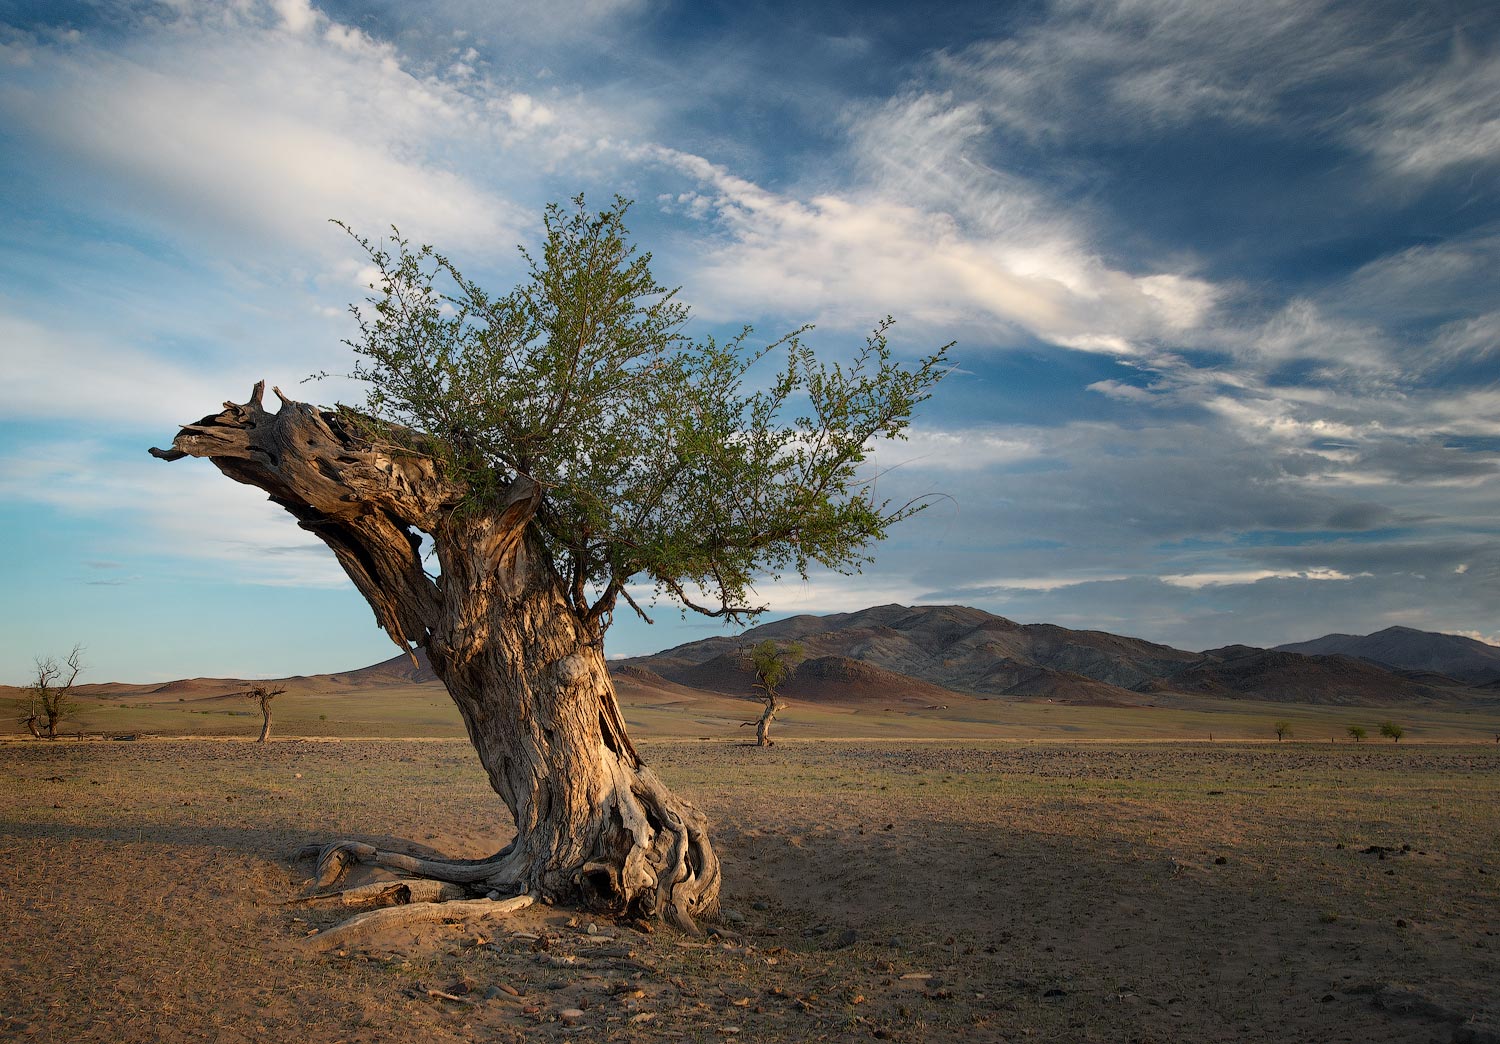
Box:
[748,639,804,698]
[339,196,949,633]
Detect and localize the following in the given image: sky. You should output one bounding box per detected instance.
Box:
[2,0,1498,684]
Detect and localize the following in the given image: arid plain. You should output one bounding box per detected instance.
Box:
[3,666,1499,1044]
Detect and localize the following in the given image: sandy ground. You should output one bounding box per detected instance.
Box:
[2,738,1497,1043]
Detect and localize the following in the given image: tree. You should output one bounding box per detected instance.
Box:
[20,645,84,739]
[1346,724,1367,743]
[150,197,948,930]
[1379,720,1405,743]
[237,685,287,743]
[1273,720,1292,742]
[741,639,803,747]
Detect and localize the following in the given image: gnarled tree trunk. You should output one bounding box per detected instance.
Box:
[152,384,719,929]
[256,696,272,743]
[749,696,780,746]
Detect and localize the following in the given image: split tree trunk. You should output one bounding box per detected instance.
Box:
[152,384,719,929]
[257,698,272,743]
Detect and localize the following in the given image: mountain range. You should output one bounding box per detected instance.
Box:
[1274,626,1500,686]
[12,605,1498,711]
[618,604,1500,708]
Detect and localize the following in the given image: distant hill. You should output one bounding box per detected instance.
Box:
[1276,626,1500,685]
[625,604,1494,708]
[627,603,1182,706]
[630,604,1144,705]
[637,648,974,708]
[1160,646,1465,705]
[2,649,444,706]
[318,648,439,687]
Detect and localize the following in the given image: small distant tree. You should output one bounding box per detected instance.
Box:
[1273,720,1293,742]
[20,645,85,739]
[741,640,803,747]
[1379,720,1405,743]
[1347,725,1367,743]
[237,685,287,742]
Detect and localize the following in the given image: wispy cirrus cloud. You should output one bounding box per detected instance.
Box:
[930,0,1500,181]
[1354,44,1500,178]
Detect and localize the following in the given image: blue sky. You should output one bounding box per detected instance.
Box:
[2,0,1498,683]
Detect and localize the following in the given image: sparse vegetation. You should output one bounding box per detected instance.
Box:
[19,644,84,739]
[1274,719,1293,742]
[1380,720,1405,743]
[1347,724,1367,742]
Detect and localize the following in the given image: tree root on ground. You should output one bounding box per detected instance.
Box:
[295,840,519,889]
[302,893,535,952]
[287,879,468,909]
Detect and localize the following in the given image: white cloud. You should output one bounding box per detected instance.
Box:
[624,571,930,619]
[272,0,320,34]
[1356,49,1500,178]
[1449,629,1500,647]
[1235,299,1393,373]
[748,574,933,615]
[0,311,229,428]
[1159,567,1364,589]
[1087,379,1156,402]
[0,2,638,259]
[644,113,1218,348]
[1429,311,1500,367]
[868,428,1042,472]
[957,574,1133,592]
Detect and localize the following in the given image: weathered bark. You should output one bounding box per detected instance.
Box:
[305,893,535,952]
[257,696,272,743]
[289,879,468,909]
[152,384,719,929]
[757,699,779,746]
[743,697,781,746]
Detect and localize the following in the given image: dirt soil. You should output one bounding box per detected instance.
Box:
[2,738,1497,1043]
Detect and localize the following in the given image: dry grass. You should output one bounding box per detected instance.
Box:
[2,738,1497,1043]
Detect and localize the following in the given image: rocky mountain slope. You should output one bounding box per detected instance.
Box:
[1276,626,1500,686]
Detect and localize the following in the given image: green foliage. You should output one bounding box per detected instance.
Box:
[747,639,804,699]
[1346,725,1367,742]
[1273,720,1293,742]
[337,196,950,630]
[1379,720,1405,742]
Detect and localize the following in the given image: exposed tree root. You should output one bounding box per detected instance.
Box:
[289,766,718,937]
[303,893,535,952]
[288,879,468,909]
[295,841,518,889]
